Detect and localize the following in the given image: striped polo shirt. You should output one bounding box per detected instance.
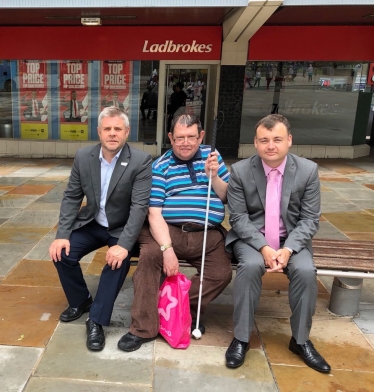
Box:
[150,145,230,226]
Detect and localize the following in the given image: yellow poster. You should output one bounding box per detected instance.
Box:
[60,123,88,140]
[21,123,48,139]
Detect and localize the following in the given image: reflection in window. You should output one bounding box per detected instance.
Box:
[241,61,369,146]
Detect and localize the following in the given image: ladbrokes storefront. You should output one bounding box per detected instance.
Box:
[0,26,222,157]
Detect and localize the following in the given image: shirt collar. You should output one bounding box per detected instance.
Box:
[262,155,287,177]
[99,147,122,164]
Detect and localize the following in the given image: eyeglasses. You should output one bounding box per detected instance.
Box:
[173,136,199,145]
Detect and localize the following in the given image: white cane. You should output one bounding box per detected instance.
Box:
[192,115,219,340]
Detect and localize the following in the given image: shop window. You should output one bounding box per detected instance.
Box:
[241,61,369,146]
[0,59,159,144]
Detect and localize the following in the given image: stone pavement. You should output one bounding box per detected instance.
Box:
[1,154,374,392]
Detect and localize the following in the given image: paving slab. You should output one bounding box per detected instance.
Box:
[2,210,60,229]
[257,317,374,372]
[0,345,43,392]
[0,285,65,347]
[0,243,35,276]
[35,324,154,385]
[272,366,374,392]
[25,378,150,392]
[0,227,50,244]
[154,341,277,392]
[0,194,40,208]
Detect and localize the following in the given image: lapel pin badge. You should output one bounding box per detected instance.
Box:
[121,162,128,167]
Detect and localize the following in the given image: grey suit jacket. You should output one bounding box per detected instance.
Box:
[225,153,320,255]
[56,143,152,251]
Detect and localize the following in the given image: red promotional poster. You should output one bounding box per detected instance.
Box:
[18,60,49,139]
[59,60,89,140]
[101,61,132,115]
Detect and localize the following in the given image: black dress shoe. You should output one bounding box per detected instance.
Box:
[289,337,331,373]
[117,332,157,352]
[191,319,205,335]
[86,319,105,351]
[225,338,249,368]
[60,296,93,322]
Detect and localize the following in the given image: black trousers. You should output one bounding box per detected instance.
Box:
[54,220,131,326]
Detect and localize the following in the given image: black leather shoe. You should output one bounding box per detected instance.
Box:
[225,338,249,368]
[60,296,93,322]
[117,332,157,352]
[86,319,105,351]
[191,319,205,335]
[289,337,331,373]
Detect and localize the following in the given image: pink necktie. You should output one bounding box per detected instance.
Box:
[265,169,280,250]
[74,100,78,117]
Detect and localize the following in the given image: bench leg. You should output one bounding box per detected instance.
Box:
[328,277,363,316]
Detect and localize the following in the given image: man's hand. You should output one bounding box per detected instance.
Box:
[49,239,70,262]
[162,248,179,277]
[106,245,129,270]
[273,248,292,272]
[260,245,279,272]
[205,151,220,179]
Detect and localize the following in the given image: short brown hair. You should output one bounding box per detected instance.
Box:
[170,114,203,135]
[255,114,291,135]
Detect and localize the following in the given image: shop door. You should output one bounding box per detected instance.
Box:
[162,65,208,150]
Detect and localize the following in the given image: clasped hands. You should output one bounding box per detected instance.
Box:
[260,245,292,273]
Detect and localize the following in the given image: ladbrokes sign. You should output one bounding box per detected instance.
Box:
[143,40,213,53]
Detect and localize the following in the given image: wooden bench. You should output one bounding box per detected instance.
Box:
[130,238,374,316]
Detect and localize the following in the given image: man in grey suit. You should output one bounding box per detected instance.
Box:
[49,106,152,352]
[225,114,330,373]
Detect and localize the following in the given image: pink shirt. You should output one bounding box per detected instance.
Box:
[261,157,287,238]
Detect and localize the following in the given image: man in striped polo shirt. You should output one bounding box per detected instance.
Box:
[117,114,233,352]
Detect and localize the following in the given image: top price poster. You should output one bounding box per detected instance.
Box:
[101,61,131,115]
[59,60,89,123]
[59,60,89,140]
[18,60,49,139]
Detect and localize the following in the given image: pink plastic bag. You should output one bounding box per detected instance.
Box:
[158,272,192,349]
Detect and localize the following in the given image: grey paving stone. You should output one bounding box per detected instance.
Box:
[26,201,62,211]
[320,181,369,190]
[154,343,277,392]
[35,324,153,385]
[0,195,40,208]
[354,309,374,334]
[331,188,374,201]
[0,345,43,392]
[0,243,34,276]
[2,210,60,229]
[25,378,150,392]
[5,167,53,177]
[314,222,350,240]
[0,177,29,186]
[0,207,22,218]
[35,191,64,204]
[25,230,57,260]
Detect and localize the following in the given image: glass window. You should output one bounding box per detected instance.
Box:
[0,59,159,144]
[241,61,370,146]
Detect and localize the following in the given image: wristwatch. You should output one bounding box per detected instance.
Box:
[160,244,173,252]
[283,247,293,256]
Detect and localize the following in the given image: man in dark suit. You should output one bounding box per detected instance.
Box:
[102,91,124,110]
[22,90,45,121]
[49,106,152,352]
[225,114,331,373]
[63,90,84,121]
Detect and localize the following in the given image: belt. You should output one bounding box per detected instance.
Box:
[171,223,220,233]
